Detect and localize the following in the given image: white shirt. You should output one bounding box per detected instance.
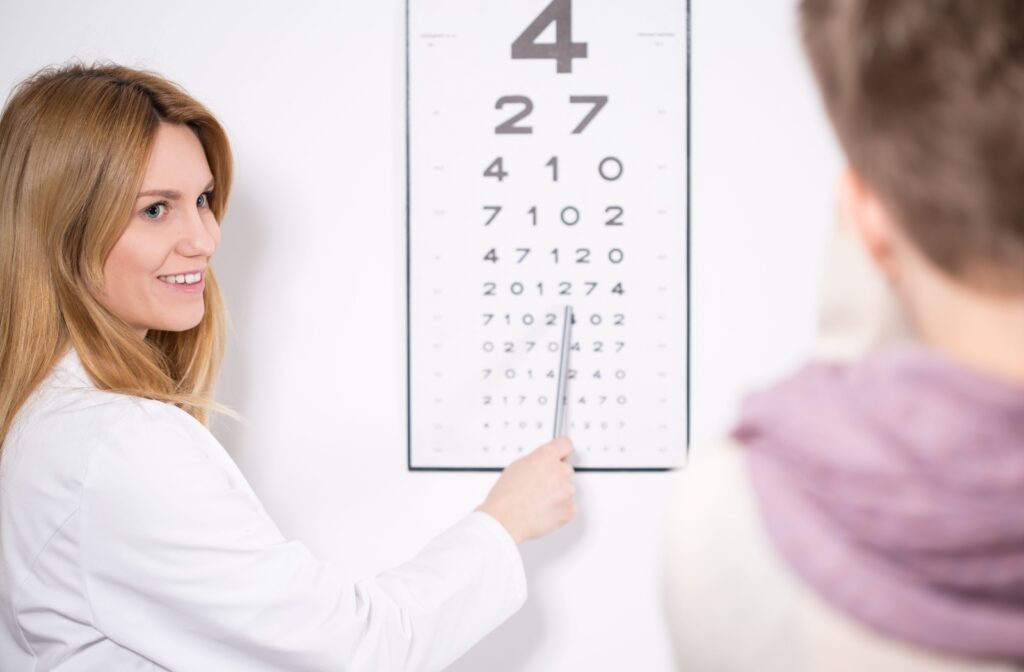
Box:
[0,349,526,671]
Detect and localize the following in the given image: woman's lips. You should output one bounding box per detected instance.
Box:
[157,271,205,294]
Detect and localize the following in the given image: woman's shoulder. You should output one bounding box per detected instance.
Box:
[11,350,195,447]
[0,351,214,590]
[3,350,206,497]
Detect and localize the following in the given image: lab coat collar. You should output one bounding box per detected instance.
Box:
[50,347,95,390]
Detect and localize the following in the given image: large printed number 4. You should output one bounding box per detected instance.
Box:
[512,0,587,74]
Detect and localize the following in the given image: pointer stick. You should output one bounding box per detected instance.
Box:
[552,305,574,439]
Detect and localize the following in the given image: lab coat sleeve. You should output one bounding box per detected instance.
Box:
[79,411,527,672]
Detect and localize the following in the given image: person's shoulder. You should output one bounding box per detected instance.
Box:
[666,437,757,525]
[665,436,769,561]
[665,436,787,600]
[664,438,1021,672]
[672,436,748,483]
[664,437,808,670]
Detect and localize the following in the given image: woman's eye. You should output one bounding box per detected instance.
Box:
[197,191,212,208]
[143,203,167,220]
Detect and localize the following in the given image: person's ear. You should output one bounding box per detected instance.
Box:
[839,167,900,285]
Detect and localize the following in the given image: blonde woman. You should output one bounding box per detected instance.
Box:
[0,63,576,671]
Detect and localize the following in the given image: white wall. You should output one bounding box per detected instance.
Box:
[0,1,841,669]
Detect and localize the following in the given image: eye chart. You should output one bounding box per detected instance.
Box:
[407,0,689,470]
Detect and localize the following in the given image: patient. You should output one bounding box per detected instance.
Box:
[665,1,1024,670]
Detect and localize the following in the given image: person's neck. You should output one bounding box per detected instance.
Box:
[904,268,1024,386]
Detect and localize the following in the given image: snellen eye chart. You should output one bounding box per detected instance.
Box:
[407,0,689,470]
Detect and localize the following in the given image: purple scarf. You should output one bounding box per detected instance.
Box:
[736,346,1024,662]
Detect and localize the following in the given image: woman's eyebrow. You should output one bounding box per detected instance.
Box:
[136,180,215,200]
[137,189,181,200]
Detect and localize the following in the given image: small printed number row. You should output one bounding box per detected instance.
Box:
[482,368,627,380]
[483,205,624,227]
[483,395,628,406]
[483,247,624,264]
[482,341,626,354]
[483,281,624,296]
[482,312,625,326]
[482,421,629,431]
[476,445,630,454]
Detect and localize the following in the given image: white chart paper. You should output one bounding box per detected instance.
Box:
[408,0,689,469]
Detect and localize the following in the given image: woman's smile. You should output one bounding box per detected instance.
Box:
[157,270,205,294]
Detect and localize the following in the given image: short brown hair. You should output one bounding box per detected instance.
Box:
[801,0,1024,291]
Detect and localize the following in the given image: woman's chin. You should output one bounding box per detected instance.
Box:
[149,308,205,333]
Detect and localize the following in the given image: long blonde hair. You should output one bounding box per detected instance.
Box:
[0,63,234,448]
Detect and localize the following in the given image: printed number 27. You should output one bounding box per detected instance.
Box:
[511,0,588,74]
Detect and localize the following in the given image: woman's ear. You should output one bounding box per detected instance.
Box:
[839,168,901,286]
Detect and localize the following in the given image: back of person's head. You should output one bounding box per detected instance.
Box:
[0,63,234,447]
[800,0,1024,293]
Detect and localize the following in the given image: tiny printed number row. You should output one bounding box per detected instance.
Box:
[483,394,629,406]
[481,340,626,354]
[482,312,625,326]
[482,421,629,432]
[482,368,628,380]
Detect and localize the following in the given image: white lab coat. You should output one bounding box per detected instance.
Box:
[0,349,526,671]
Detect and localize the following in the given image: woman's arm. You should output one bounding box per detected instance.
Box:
[80,411,530,672]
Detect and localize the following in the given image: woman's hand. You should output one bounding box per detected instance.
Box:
[477,438,576,543]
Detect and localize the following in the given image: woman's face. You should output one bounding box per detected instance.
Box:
[100,123,219,336]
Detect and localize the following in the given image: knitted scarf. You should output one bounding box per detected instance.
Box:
[737,346,1024,661]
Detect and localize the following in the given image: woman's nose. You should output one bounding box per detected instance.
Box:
[178,207,217,257]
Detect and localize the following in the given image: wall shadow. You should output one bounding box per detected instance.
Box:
[209,181,265,465]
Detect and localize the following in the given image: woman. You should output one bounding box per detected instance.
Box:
[665,1,1024,670]
[0,63,576,670]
